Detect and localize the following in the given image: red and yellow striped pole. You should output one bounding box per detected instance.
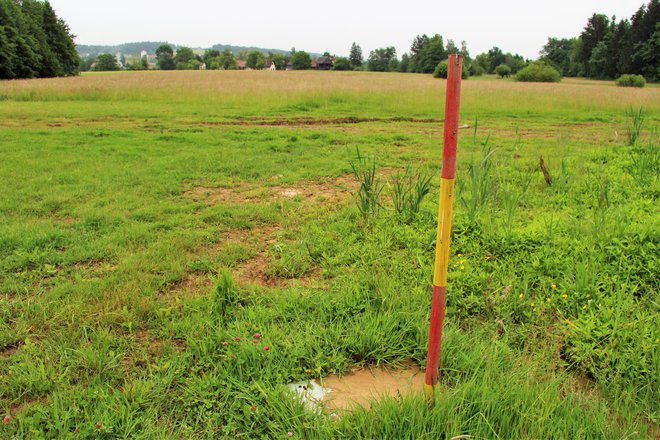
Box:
[424,54,463,402]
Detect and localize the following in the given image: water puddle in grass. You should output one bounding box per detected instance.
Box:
[288,362,424,413]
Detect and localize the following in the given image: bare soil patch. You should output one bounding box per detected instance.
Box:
[200,116,441,127]
[159,272,213,299]
[221,226,325,288]
[185,170,401,208]
[184,174,358,207]
[320,361,424,411]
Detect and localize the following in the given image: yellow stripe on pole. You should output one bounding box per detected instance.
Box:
[433,178,455,287]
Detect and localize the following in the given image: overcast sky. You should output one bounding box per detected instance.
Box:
[52,0,646,58]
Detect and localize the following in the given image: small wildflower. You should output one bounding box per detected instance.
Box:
[264,345,270,351]
[254,332,262,339]
[287,432,294,437]
[457,253,462,257]
[519,293,524,299]
[253,339,259,344]
[234,337,241,342]
[531,303,535,307]
[562,294,568,299]
[223,341,229,347]
[95,422,102,429]
[250,405,257,412]
[582,305,587,309]
[459,260,465,265]
[460,266,465,270]
[546,298,551,303]
[74,427,80,434]
[3,415,12,425]
[552,284,557,289]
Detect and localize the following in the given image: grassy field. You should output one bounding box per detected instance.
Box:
[0,70,658,438]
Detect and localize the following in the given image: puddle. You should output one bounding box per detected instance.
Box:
[288,362,424,413]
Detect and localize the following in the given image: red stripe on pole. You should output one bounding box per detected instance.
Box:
[424,284,447,387]
[441,55,463,180]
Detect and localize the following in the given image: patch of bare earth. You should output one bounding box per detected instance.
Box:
[200,116,441,128]
[159,272,213,299]
[220,226,325,288]
[184,169,402,208]
[320,361,424,412]
[184,174,357,207]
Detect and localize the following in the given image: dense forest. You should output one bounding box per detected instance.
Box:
[541,0,659,81]
[0,0,79,79]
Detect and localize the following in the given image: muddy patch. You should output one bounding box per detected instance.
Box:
[320,362,424,411]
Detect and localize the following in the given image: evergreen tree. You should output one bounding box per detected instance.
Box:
[349,42,363,67]
[577,14,610,77]
[0,0,78,79]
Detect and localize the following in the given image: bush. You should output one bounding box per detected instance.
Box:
[515,61,561,82]
[332,57,352,71]
[616,74,646,88]
[495,64,511,78]
[469,63,484,76]
[433,60,469,79]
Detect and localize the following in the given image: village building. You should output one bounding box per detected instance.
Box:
[315,56,334,70]
[264,60,277,71]
[237,60,247,70]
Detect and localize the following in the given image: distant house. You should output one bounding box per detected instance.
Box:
[311,58,318,69]
[315,56,334,70]
[237,60,247,70]
[147,54,157,69]
[286,61,293,71]
[200,63,207,70]
[264,60,276,71]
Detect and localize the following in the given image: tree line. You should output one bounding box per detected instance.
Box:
[541,0,658,81]
[0,0,78,80]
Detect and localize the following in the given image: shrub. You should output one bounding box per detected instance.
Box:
[433,60,469,79]
[332,57,352,71]
[469,63,484,76]
[616,74,646,88]
[495,64,511,78]
[515,61,561,83]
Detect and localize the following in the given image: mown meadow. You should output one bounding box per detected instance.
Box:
[0,71,658,438]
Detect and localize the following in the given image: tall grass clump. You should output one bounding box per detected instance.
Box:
[458,138,496,225]
[390,167,433,221]
[626,138,659,187]
[625,107,645,146]
[515,61,561,83]
[350,148,383,224]
[616,74,646,88]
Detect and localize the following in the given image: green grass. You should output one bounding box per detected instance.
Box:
[0,71,658,438]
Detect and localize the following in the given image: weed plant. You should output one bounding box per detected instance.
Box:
[626,107,645,146]
[349,148,383,224]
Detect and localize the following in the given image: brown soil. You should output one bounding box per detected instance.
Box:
[159,272,213,298]
[1,344,19,357]
[320,361,424,411]
[226,227,325,288]
[200,116,441,127]
[184,170,402,208]
[183,174,358,207]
